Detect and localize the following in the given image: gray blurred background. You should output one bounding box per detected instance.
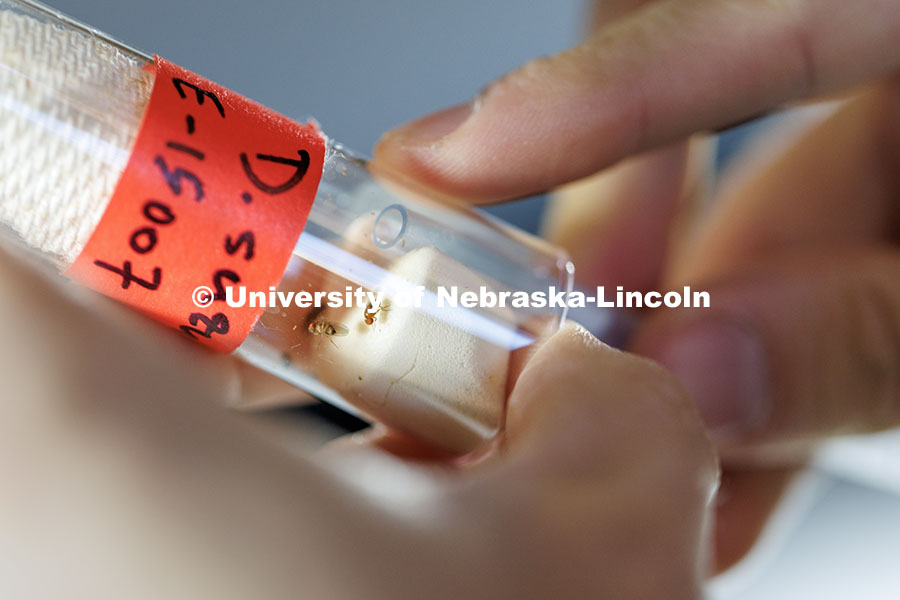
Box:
[35,1,900,598]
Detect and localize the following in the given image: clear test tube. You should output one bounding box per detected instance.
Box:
[0,0,583,454]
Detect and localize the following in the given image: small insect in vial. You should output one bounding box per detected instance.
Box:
[308,319,349,347]
[363,299,390,326]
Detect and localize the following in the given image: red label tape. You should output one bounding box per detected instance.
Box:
[66,56,325,352]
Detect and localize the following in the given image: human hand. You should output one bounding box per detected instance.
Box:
[0,247,717,599]
[372,0,900,572]
[374,0,900,201]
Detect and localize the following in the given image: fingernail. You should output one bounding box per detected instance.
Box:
[646,317,770,439]
[384,102,473,145]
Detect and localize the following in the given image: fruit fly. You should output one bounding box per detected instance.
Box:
[363,299,390,326]
[307,319,349,347]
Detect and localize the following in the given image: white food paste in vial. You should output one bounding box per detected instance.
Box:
[317,246,510,454]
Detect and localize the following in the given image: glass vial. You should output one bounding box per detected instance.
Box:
[0,0,574,454]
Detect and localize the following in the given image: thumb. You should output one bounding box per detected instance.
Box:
[497,322,718,596]
[505,322,717,479]
[631,249,900,449]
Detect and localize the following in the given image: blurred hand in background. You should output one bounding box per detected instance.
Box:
[374,0,900,571]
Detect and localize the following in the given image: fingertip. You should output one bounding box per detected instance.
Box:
[507,320,715,472]
[377,102,474,148]
[373,100,495,201]
[503,321,609,441]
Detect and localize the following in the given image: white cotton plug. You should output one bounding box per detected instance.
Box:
[0,10,152,267]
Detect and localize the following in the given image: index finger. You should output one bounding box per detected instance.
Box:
[374,0,900,201]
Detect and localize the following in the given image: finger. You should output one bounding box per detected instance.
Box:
[473,322,718,597]
[543,137,713,292]
[673,79,900,285]
[713,467,798,573]
[632,79,900,447]
[374,0,900,201]
[543,143,688,291]
[632,248,900,449]
[504,321,717,489]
